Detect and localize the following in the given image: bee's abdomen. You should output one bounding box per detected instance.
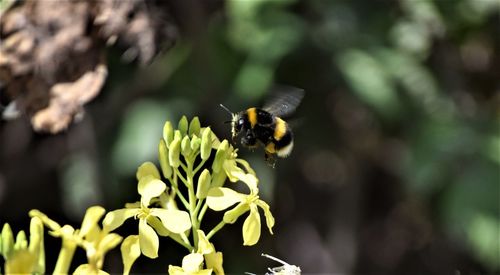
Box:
[273,118,294,157]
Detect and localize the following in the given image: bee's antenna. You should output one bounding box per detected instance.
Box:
[219,104,233,115]
[223,120,232,124]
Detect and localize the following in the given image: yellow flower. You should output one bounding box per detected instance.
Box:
[206,186,275,246]
[103,170,191,259]
[168,253,213,275]
[30,206,122,275]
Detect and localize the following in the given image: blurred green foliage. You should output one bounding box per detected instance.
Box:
[59,0,500,272]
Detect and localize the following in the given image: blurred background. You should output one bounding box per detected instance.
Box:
[0,0,499,273]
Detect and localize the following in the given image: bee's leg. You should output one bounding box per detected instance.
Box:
[264,152,276,168]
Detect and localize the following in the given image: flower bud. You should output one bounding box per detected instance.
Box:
[196,169,211,199]
[14,230,27,250]
[1,223,14,259]
[169,137,181,168]
[210,170,227,188]
[158,139,172,178]
[178,116,189,136]
[212,140,229,173]
[181,136,192,156]
[163,121,174,146]
[29,216,45,274]
[190,135,201,152]
[200,127,212,160]
[189,117,201,137]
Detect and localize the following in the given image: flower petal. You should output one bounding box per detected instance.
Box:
[150,208,191,234]
[79,206,105,239]
[136,162,161,181]
[205,251,224,275]
[138,219,159,258]
[146,215,171,237]
[235,159,256,176]
[73,264,109,275]
[206,187,243,211]
[138,176,167,206]
[223,202,250,224]
[223,161,258,193]
[242,204,261,246]
[196,230,214,255]
[182,253,204,273]
[121,235,141,275]
[168,265,185,275]
[98,233,123,255]
[103,208,140,233]
[255,200,275,235]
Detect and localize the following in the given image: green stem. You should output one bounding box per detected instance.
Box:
[169,234,192,251]
[197,203,209,222]
[53,239,77,274]
[185,158,199,248]
[193,158,207,176]
[168,178,189,209]
[194,199,203,217]
[206,221,226,240]
[175,169,189,188]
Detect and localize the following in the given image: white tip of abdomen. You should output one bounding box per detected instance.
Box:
[276,141,294,158]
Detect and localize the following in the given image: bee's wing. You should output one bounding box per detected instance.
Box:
[262,86,304,118]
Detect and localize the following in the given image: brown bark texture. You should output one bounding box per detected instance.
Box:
[0,0,177,133]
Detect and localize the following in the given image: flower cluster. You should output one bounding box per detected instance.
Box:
[0,116,275,274]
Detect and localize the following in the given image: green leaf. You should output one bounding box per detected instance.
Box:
[189,117,201,137]
[159,139,173,178]
[201,127,213,160]
[206,187,243,211]
[136,162,161,181]
[138,176,167,207]
[242,204,261,246]
[196,169,212,199]
[178,116,189,136]
[103,208,140,232]
[79,206,106,238]
[121,235,141,275]
[150,209,192,234]
[138,219,159,259]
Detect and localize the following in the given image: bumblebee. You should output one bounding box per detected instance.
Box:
[220,87,304,166]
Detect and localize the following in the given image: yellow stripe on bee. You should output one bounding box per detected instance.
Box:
[247,108,257,128]
[265,142,276,154]
[273,117,287,141]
